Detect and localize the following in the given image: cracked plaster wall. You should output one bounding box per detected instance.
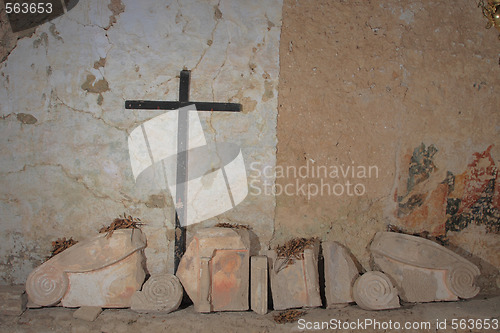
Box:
[0,0,282,284]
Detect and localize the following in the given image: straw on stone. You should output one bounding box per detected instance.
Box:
[48,237,78,259]
[275,237,318,260]
[214,222,250,230]
[99,213,144,239]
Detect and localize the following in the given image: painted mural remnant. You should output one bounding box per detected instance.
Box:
[396,144,499,236]
[396,143,447,236]
[406,143,438,195]
[446,145,499,234]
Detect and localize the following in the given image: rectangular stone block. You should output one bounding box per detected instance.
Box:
[250,256,268,314]
[268,243,322,310]
[73,306,103,321]
[0,285,27,316]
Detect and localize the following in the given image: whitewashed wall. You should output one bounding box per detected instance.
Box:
[0,0,281,284]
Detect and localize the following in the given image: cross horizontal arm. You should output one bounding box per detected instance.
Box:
[125,100,242,112]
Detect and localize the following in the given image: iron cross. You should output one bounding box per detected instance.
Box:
[125,70,242,272]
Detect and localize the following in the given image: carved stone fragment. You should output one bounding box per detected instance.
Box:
[352,271,400,310]
[176,227,250,312]
[250,256,268,314]
[268,243,322,310]
[370,232,480,302]
[131,274,183,313]
[322,241,360,307]
[26,229,147,308]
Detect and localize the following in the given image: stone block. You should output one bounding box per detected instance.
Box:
[61,251,145,307]
[353,271,400,311]
[26,229,147,308]
[131,274,183,313]
[0,285,27,316]
[250,256,268,314]
[73,306,103,321]
[322,241,360,307]
[176,227,250,312]
[370,232,480,303]
[268,243,322,310]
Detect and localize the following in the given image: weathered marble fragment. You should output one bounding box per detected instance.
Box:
[0,285,27,316]
[176,227,250,312]
[250,256,268,314]
[370,232,480,302]
[131,274,183,313]
[323,241,360,307]
[352,271,400,311]
[268,243,322,310]
[26,229,146,308]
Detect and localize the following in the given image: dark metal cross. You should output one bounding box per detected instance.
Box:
[125,70,242,273]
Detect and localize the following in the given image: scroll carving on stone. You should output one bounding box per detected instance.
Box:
[175,227,250,312]
[26,229,147,308]
[370,232,480,302]
[131,274,183,313]
[352,271,400,311]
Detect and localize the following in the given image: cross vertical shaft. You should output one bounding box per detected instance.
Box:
[125,70,242,273]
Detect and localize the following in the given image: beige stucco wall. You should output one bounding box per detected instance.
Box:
[275,0,499,292]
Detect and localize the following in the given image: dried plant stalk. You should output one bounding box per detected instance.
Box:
[214,222,250,230]
[48,237,78,259]
[99,213,144,239]
[275,237,318,260]
[273,309,306,324]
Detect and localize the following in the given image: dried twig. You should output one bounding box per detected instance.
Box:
[47,237,78,259]
[276,237,318,260]
[273,309,306,324]
[99,213,144,238]
[214,222,250,230]
[274,237,319,272]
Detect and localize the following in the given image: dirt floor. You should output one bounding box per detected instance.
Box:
[0,295,498,333]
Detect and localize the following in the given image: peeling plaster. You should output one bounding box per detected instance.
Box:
[107,0,125,29]
[81,74,110,94]
[16,113,37,124]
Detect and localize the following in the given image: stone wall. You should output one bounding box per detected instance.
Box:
[275,0,499,292]
[1,0,499,293]
[0,0,281,284]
